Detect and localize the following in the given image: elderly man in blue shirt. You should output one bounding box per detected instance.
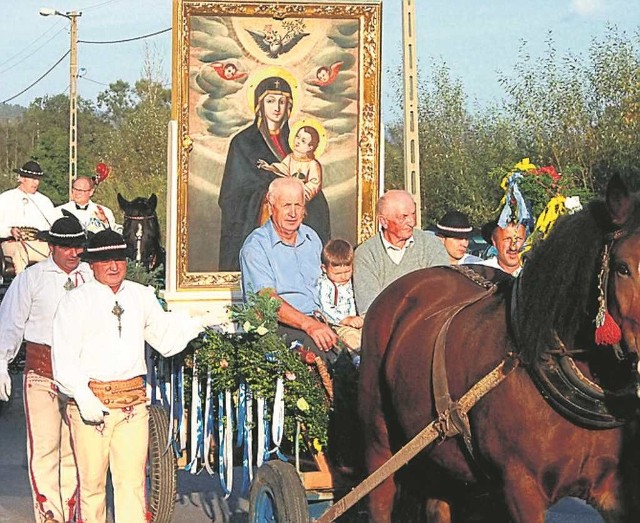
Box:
[240,177,338,361]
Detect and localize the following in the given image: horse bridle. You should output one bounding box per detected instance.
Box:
[519,227,638,428]
[124,215,156,221]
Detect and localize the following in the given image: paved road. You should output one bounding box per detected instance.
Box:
[0,374,604,522]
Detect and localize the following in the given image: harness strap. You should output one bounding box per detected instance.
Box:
[315,356,519,523]
[432,285,499,457]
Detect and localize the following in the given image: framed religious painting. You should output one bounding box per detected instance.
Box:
[170,0,382,291]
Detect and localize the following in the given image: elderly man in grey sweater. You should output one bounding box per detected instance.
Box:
[354,190,449,314]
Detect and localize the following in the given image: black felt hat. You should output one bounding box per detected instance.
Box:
[13,160,45,179]
[82,229,130,262]
[435,211,473,239]
[38,210,86,247]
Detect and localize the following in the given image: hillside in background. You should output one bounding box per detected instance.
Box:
[0,103,25,120]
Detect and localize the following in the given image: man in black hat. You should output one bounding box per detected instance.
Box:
[0,211,91,523]
[52,229,216,522]
[435,210,482,265]
[0,160,56,274]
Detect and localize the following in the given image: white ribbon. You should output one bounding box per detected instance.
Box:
[270,378,285,458]
[223,389,234,497]
[256,396,265,467]
[203,368,215,475]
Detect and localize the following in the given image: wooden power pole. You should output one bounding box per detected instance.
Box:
[401,0,421,227]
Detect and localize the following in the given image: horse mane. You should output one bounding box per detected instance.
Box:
[516,194,640,364]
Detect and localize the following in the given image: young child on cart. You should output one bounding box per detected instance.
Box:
[317,239,363,364]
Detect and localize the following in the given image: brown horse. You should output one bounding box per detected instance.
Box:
[359,175,640,522]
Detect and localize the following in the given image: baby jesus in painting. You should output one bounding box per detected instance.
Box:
[257,125,322,203]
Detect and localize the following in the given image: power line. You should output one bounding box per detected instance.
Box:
[79,27,171,45]
[0,22,63,70]
[80,76,110,87]
[1,51,70,104]
[82,0,122,10]
[0,27,67,76]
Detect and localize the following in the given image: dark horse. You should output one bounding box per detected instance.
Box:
[360,175,640,522]
[117,193,165,271]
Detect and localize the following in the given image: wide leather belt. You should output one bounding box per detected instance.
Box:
[24,342,53,379]
[88,376,146,408]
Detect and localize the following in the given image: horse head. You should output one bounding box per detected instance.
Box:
[117,193,164,271]
[516,174,640,395]
[605,175,640,362]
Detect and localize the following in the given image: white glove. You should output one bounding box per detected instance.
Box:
[74,388,109,423]
[0,360,11,402]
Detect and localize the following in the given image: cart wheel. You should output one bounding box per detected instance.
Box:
[147,404,176,523]
[249,460,309,523]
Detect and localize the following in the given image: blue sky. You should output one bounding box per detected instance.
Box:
[1,0,638,125]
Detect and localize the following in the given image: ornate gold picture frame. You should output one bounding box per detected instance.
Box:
[171,0,382,290]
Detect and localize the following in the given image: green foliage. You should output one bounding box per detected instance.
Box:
[190,293,331,449]
[384,27,639,227]
[125,260,164,289]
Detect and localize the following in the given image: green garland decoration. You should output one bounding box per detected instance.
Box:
[193,292,330,450]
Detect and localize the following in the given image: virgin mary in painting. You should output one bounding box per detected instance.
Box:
[217,76,293,271]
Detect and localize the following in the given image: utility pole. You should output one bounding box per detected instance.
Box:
[40,8,82,199]
[402,0,421,227]
[68,11,81,198]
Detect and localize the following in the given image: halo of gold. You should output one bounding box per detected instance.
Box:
[245,66,299,116]
[289,118,328,158]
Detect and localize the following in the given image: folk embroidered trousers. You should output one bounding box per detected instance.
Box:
[67,402,149,523]
[23,371,77,523]
[1,240,49,274]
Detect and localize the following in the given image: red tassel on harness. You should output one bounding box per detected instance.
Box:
[595,311,622,346]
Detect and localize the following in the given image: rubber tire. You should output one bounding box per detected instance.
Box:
[147,404,176,523]
[249,460,309,523]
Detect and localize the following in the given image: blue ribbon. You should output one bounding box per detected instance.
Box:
[262,399,271,463]
[217,392,232,497]
[236,383,246,448]
[498,172,533,232]
[242,387,252,493]
[146,345,157,404]
[173,364,185,458]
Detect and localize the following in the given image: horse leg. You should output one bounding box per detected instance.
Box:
[502,466,548,523]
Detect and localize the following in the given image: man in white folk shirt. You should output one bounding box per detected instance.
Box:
[0,160,56,274]
[0,212,92,523]
[56,176,119,234]
[52,229,216,523]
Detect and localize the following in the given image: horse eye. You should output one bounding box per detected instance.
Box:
[614,263,630,277]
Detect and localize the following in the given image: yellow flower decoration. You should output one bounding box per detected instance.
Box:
[313,438,323,452]
[242,320,253,333]
[513,158,537,173]
[296,398,309,412]
[256,324,269,336]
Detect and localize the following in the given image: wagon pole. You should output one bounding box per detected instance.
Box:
[402,0,421,227]
[314,357,519,523]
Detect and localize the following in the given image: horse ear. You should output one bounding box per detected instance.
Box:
[148,194,157,212]
[117,193,129,212]
[606,174,632,226]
